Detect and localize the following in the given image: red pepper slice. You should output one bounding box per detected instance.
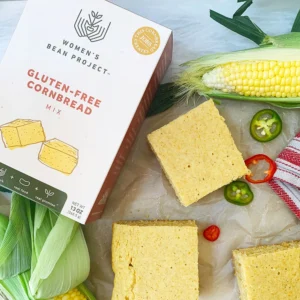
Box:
[245,154,277,184]
[203,225,220,242]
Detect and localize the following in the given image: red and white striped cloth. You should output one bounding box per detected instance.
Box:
[269,132,300,219]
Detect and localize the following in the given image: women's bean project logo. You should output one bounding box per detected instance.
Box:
[74,9,111,43]
[45,9,111,75]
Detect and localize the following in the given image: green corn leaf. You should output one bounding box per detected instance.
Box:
[269,101,300,109]
[0,273,31,300]
[292,10,300,32]
[233,0,253,17]
[234,16,266,37]
[31,206,58,271]
[210,10,267,45]
[238,0,248,2]
[0,193,33,279]
[35,227,90,299]
[30,215,90,299]
[147,83,181,117]
[0,271,35,300]
[78,283,96,300]
[0,215,8,239]
[0,213,34,300]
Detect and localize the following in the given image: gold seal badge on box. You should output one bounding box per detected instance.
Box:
[132,27,160,55]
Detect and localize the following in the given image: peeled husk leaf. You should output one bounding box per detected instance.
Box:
[0,193,33,279]
[29,214,90,299]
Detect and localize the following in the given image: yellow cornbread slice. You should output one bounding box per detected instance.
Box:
[0,119,46,149]
[147,99,249,206]
[38,139,78,175]
[233,241,300,300]
[112,220,199,300]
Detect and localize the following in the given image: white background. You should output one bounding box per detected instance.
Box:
[0,0,300,299]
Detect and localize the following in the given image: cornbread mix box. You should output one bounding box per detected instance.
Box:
[0,0,173,223]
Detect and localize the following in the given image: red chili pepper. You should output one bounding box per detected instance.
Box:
[245,154,277,184]
[203,225,220,242]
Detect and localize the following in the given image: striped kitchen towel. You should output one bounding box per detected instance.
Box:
[269,132,300,219]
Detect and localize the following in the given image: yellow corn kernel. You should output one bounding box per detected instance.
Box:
[278,68,285,77]
[291,67,296,76]
[274,65,280,75]
[257,62,263,71]
[251,63,258,71]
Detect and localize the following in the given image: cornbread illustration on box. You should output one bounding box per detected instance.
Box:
[0,0,172,223]
[39,139,79,175]
[0,119,46,149]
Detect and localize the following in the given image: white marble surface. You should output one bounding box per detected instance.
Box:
[0,1,300,299]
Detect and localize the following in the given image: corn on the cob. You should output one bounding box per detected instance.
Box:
[176,43,300,108]
[174,2,300,109]
[202,60,300,98]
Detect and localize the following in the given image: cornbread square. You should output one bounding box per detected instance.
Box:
[112,220,199,300]
[233,241,300,300]
[148,99,249,206]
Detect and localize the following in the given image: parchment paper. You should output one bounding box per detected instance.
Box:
[0,1,300,299]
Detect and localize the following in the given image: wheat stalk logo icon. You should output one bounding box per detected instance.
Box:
[74,9,111,43]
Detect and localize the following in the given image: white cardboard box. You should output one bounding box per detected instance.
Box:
[0,0,172,223]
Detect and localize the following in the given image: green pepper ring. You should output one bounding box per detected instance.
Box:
[250,109,282,143]
[224,181,254,206]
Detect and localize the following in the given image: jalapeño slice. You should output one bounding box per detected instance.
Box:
[250,109,282,142]
[224,181,254,206]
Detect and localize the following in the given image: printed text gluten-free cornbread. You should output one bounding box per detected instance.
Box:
[112,220,199,300]
[148,100,249,206]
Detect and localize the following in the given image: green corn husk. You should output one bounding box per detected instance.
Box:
[0,193,94,300]
[0,213,34,300]
[0,193,33,279]
[29,206,90,299]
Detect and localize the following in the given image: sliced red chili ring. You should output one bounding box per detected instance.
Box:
[245,154,277,184]
[224,181,254,206]
[203,225,220,242]
[250,109,282,143]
